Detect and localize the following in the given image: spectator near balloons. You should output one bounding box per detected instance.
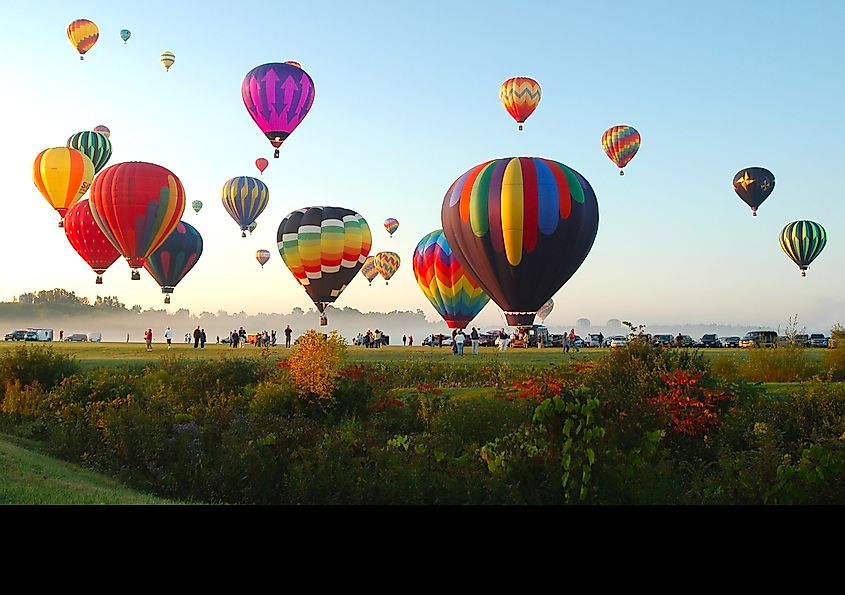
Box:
[164,326,173,348]
[455,329,466,356]
[470,327,479,355]
[193,326,201,348]
[285,325,292,348]
[144,328,153,352]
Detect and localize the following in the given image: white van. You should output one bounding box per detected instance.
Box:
[87,332,102,343]
[26,328,54,341]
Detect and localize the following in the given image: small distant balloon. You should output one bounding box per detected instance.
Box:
[93,125,110,138]
[67,19,99,60]
[248,221,258,234]
[284,61,302,68]
[602,125,641,175]
[500,77,541,131]
[255,158,269,174]
[191,200,203,214]
[161,51,175,72]
[361,255,379,285]
[384,218,399,238]
[733,167,775,217]
[256,249,271,268]
[120,29,131,43]
[374,252,400,285]
[779,220,827,277]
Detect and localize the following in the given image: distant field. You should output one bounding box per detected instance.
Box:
[0,341,831,368]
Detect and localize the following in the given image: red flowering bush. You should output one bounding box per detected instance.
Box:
[648,371,730,437]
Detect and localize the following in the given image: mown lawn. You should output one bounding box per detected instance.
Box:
[0,434,177,505]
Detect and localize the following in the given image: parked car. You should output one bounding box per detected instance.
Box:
[740,330,779,348]
[4,330,27,341]
[652,334,673,347]
[584,333,604,348]
[24,330,38,341]
[721,336,740,348]
[700,334,722,348]
[809,333,829,348]
[87,332,102,343]
[549,334,565,348]
[792,334,811,347]
[64,333,88,342]
[609,336,628,348]
[675,335,697,347]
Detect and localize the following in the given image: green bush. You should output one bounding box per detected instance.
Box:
[0,345,78,401]
[739,345,817,383]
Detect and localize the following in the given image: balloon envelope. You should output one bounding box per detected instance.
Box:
[67,19,98,59]
[413,229,490,329]
[374,252,400,284]
[500,77,541,130]
[779,220,826,277]
[89,161,186,275]
[242,62,315,157]
[67,131,112,174]
[64,199,121,284]
[277,206,371,315]
[161,51,175,71]
[602,126,640,174]
[144,221,203,301]
[93,125,110,138]
[360,255,379,285]
[191,200,203,214]
[733,167,775,216]
[221,176,269,236]
[536,299,554,323]
[255,158,269,174]
[384,218,399,237]
[32,147,95,222]
[441,157,599,326]
[120,29,131,43]
[256,249,271,268]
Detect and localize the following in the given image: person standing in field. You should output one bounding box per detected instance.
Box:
[200,328,207,348]
[285,325,292,348]
[569,329,579,353]
[408,335,413,347]
[59,330,64,341]
[470,327,479,355]
[164,326,173,349]
[403,334,407,346]
[193,326,201,348]
[144,328,153,352]
[455,328,466,356]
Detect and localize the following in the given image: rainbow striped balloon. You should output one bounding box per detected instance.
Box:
[277,207,372,316]
[499,77,541,131]
[384,217,399,237]
[601,125,640,175]
[413,229,490,329]
[374,252,400,284]
[441,156,599,327]
[779,220,827,277]
[67,19,99,60]
[361,255,379,285]
[221,176,269,237]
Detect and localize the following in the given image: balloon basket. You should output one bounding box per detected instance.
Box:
[752,211,757,217]
[242,231,246,238]
[131,270,140,281]
[801,271,807,277]
[620,171,625,176]
[95,276,103,285]
[518,124,523,131]
[274,149,280,158]
[164,295,171,304]
[58,220,64,228]
[80,56,84,61]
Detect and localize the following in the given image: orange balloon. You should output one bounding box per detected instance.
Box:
[499,77,541,131]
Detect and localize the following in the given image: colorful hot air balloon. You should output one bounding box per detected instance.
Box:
[256,249,271,268]
[255,158,269,174]
[88,161,186,280]
[779,220,827,277]
[733,167,775,217]
[144,221,203,303]
[63,199,121,285]
[602,126,641,175]
[242,62,315,158]
[277,207,371,323]
[374,251,400,285]
[360,255,379,285]
[120,29,131,44]
[384,218,399,238]
[248,221,258,234]
[441,157,599,327]
[191,200,203,214]
[67,131,112,174]
[221,176,269,237]
[536,299,554,323]
[93,125,110,138]
[284,61,302,68]
[67,19,99,60]
[32,147,95,227]
[413,229,490,329]
[161,51,175,72]
[499,77,541,131]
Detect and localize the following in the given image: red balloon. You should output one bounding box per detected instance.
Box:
[64,199,120,284]
[89,162,186,279]
[255,158,269,174]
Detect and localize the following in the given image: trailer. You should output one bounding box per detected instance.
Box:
[26,328,54,341]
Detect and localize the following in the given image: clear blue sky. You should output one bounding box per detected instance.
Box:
[3,0,844,332]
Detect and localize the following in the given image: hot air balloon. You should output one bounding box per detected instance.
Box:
[221,176,269,237]
[191,200,203,214]
[32,147,95,227]
[413,229,490,329]
[161,51,175,72]
[374,252,400,284]
[256,249,271,268]
[499,77,541,131]
[64,199,121,284]
[67,131,112,174]
[144,221,203,303]
[120,29,131,43]
[248,221,258,234]
[255,158,269,174]
[89,161,186,280]
[93,125,110,138]
[733,167,775,217]
[536,299,554,323]
[384,218,399,238]
[284,61,302,68]
[242,62,315,158]
[277,206,371,324]
[360,255,379,285]
[602,126,640,175]
[779,220,827,277]
[441,157,599,327]
[67,19,98,60]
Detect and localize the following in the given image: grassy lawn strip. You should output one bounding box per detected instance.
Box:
[0,434,177,505]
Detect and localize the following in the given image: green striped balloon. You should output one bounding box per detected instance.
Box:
[67,131,112,173]
[779,220,827,277]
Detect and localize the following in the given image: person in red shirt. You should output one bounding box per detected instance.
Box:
[145,328,153,352]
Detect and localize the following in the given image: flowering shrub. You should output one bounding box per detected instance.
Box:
[648,371,730,437]
[283,330,347,409]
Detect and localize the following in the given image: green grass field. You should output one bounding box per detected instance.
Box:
[0,433,176,504]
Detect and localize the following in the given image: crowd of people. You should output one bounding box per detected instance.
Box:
[354,329,388,348]
[139,324,297,350]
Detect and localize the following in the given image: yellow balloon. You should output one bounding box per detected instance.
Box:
[67,19,99,60]
[32,147,95,225]
[161,51,175,71]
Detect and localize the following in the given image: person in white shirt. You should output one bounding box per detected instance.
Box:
[455,329,466,355]
[164,326,174,348]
